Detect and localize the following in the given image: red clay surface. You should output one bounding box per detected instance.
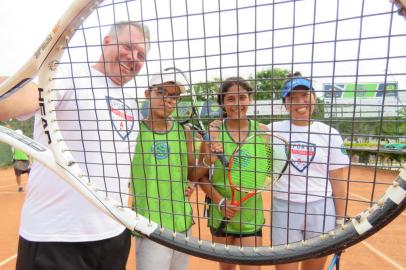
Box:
[0,166,405,270]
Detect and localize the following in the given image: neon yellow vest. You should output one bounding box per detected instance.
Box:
[13,149,29,161]
[131,121,193,233]
[209,120,265,234]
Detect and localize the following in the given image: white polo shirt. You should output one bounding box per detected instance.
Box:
[20,66,140,242]
[268,120,349,203]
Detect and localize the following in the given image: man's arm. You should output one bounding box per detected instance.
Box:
[0,77,39,121]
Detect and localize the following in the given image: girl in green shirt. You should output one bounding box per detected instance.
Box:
[197,77,268,270]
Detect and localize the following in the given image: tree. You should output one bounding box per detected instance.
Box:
[192,79,220,101]
[250,68,291,100]
[313,97,325,120]
[0,118,34,167]
[191,68,294,101]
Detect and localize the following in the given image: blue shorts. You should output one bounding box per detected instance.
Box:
[271,198,336,246]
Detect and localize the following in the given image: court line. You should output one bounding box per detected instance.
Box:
[0,178,14,183]
[0,240,404,270]
[0,254,16,268]
[349,192,406,217]
[0,183,17,188]
[0,184,19,190]
[0,179,27,190]
[0,170,403,269]
[0,176,18,183]
[361,241,405,270]
[0,192,21,195]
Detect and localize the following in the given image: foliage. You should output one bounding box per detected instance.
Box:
[192,79,220,101]
[335,117,406,143]
[190,68,405,143]
[0,118,34,167]
[343,142,378,148]
[191,68,292,101]
[250,68,291,100]
[312,97,325,120]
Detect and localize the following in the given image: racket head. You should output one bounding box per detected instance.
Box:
[34,0,156,226]
[164,67,207,132]
[227,132,290,193]
[147,67,193,123]
[1,0,405,266]
[0,0,104,99]
[161,67,197,124]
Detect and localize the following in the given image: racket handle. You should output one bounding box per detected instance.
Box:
[217,154,229,167]
[213,220,228,235]
[202,132,229,167]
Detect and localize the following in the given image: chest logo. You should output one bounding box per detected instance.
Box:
[232,148,252,168]
[106,96,134,140]
[152,141,170,160]
[290,141,316,172]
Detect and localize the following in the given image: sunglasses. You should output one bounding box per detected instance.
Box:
[152,87,181,101]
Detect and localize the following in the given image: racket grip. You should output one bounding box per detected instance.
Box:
[213,220,228,235]
[217,154,229,167]
[202,132,229,167]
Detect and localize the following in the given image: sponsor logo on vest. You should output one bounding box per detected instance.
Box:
[233,148,251,168]
[151,141,170,160]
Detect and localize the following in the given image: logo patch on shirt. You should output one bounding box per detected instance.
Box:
[232,148,251,168]
[290,141,316,172]
[106,96,134,140]
[152,141,170,160]
[340,143,348,155]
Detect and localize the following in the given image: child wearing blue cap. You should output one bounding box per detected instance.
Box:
[268,75,350,270]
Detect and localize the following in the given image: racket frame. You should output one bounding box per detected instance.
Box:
[226,132,290,206]
[0,0,405,265]
[0,0,105,99]
[163,66,206,132]
[2,124,405,265]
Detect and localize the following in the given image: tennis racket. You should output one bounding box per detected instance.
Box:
[164,66,229,165]
[214,132,290,234]
[0,0,406,266]
[164,67,205,131]
[327,252,342,270]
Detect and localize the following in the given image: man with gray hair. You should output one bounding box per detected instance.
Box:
[0,21,150,270]
[94,21,150,86]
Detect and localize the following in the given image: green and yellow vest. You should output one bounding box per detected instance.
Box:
[131,121,193,233]
[209,120,265,234]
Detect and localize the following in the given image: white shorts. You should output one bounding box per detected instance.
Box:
[135,233,190,270]
[271,198,336,246]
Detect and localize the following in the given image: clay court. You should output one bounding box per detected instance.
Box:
[0,166,405,270]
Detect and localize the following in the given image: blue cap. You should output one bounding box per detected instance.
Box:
[281,78,314,98]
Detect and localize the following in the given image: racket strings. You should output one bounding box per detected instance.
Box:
[15,0,404,262]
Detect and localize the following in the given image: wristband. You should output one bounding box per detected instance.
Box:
[201,156,211,168]
[218,198,226,212]
[335,218,345,225]
[202,133,210,141]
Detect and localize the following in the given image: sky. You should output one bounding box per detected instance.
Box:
[0,0,405,100]
[0,0,74,76]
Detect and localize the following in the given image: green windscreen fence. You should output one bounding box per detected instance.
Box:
[0,118,34,168]
[0,143,12,167]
